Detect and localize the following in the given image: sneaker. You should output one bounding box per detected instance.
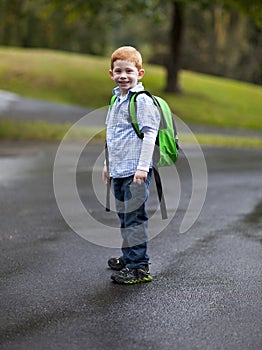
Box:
[108,257,125,271]
[111,267,153,285]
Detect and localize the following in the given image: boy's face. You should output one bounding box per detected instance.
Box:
[109,60,144,95]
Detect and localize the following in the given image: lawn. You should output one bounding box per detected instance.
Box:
[0,46,261,131]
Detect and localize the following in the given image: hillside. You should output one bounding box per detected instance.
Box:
[0,46,261,131]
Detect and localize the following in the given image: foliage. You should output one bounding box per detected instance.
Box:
[147,1,262,85]
[181,5,262,84]
[221,0,262,27]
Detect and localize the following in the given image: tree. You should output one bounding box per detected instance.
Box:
[163,0,262,92]
[164,1,185,92]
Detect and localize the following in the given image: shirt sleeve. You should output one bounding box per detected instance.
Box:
[137,128,158,172]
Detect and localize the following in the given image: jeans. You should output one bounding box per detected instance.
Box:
[112,170,152,269]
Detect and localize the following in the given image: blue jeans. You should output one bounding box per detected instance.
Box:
[112,170,152,269]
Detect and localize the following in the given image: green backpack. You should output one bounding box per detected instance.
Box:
[110,90,179,167]
[107,90,179,219]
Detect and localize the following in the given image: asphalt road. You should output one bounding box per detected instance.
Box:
[0,89,91,124]
[0,93,262,350]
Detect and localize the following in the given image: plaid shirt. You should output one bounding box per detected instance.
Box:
[106,83,160,178]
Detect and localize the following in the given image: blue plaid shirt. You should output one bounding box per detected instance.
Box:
[106,83,160,178]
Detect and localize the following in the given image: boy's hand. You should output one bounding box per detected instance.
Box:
[102,165,109,185]
[133,170,148,184]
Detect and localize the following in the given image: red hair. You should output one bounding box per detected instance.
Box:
[110,46,142,70]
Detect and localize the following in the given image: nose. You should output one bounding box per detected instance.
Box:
[119,71,127,79]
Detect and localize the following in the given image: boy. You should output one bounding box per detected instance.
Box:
[102,46,160,284]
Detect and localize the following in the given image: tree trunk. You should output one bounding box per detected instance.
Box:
[164,0,185,93]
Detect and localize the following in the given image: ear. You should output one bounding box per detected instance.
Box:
[138,69,145,80]
[109,70,114,79]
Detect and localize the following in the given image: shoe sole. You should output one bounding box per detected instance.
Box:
[111,275,153,285]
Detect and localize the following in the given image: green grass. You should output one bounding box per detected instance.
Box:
[1,119,262,148]
[182,133,262,148]
[0,46,261,147]
[0,47,112,107]
[143,66,262,130]
[0,46,261,132]
[0,119,105,142]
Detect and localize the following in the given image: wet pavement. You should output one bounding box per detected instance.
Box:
[0,90,91,124]
[0,141,261,350]
[0,91,262,349]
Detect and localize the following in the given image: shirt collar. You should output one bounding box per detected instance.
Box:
[112,82,144,97]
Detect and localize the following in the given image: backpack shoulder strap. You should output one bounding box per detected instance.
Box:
[109,94,117,106]
[129,90,156,139]
[130,91,168,130]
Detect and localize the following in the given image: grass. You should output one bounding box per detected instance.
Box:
[0,46,261,131]
[1,119,262,149]
[143,66,262,130]
[0,46,261,147]
[0,119,105,142]
[0,47,112,107]
[182,133,262,148]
